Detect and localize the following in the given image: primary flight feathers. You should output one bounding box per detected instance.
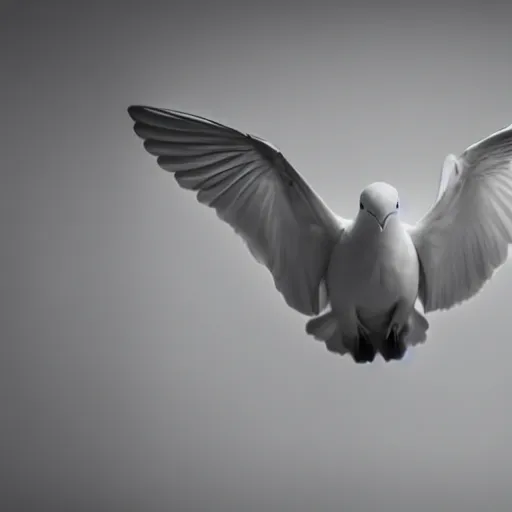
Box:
[410,123,512,312]
[128,105,347,316]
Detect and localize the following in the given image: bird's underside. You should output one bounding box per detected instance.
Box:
[306,303,430,364]
[354,307,408,363]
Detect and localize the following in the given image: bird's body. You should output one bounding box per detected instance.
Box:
[330,211,418,319]
[310,183,423,361]
[328,213,420,349]
[128,105,512,363]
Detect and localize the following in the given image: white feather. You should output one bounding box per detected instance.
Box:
[128,106,348,316]
[409,124,512,313]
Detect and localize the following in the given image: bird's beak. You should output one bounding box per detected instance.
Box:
[368,211,396,231]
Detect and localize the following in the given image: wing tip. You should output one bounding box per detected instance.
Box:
[127,105,152,122]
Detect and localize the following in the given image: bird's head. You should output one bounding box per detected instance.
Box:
[358,182,400,231]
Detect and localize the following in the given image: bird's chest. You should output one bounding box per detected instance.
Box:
[328,225,419,309]
[359,239,406,287]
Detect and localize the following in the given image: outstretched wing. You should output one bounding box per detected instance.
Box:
[409,123,512,313]
[128,106,348,316]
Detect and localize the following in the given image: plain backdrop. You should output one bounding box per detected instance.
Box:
[3,1,512,511]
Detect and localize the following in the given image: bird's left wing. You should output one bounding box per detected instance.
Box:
[408,123,512,313]
[128,105,349,316]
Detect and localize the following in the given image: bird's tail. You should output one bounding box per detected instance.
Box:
[305,310,349,356]
[306,306,429,358]
[404,307,430,347]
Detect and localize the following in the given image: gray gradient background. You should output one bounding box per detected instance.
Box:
[3,1,512,511]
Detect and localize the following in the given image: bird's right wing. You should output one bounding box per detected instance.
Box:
[128,106,349,316]
[408,123,512,313]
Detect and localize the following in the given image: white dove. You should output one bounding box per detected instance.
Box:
[128,105,512,363]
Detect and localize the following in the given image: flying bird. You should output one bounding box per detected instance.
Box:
[128,105,512,363]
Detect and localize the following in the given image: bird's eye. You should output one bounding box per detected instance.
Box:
[359,202,364,210]
[396,201,400,209]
